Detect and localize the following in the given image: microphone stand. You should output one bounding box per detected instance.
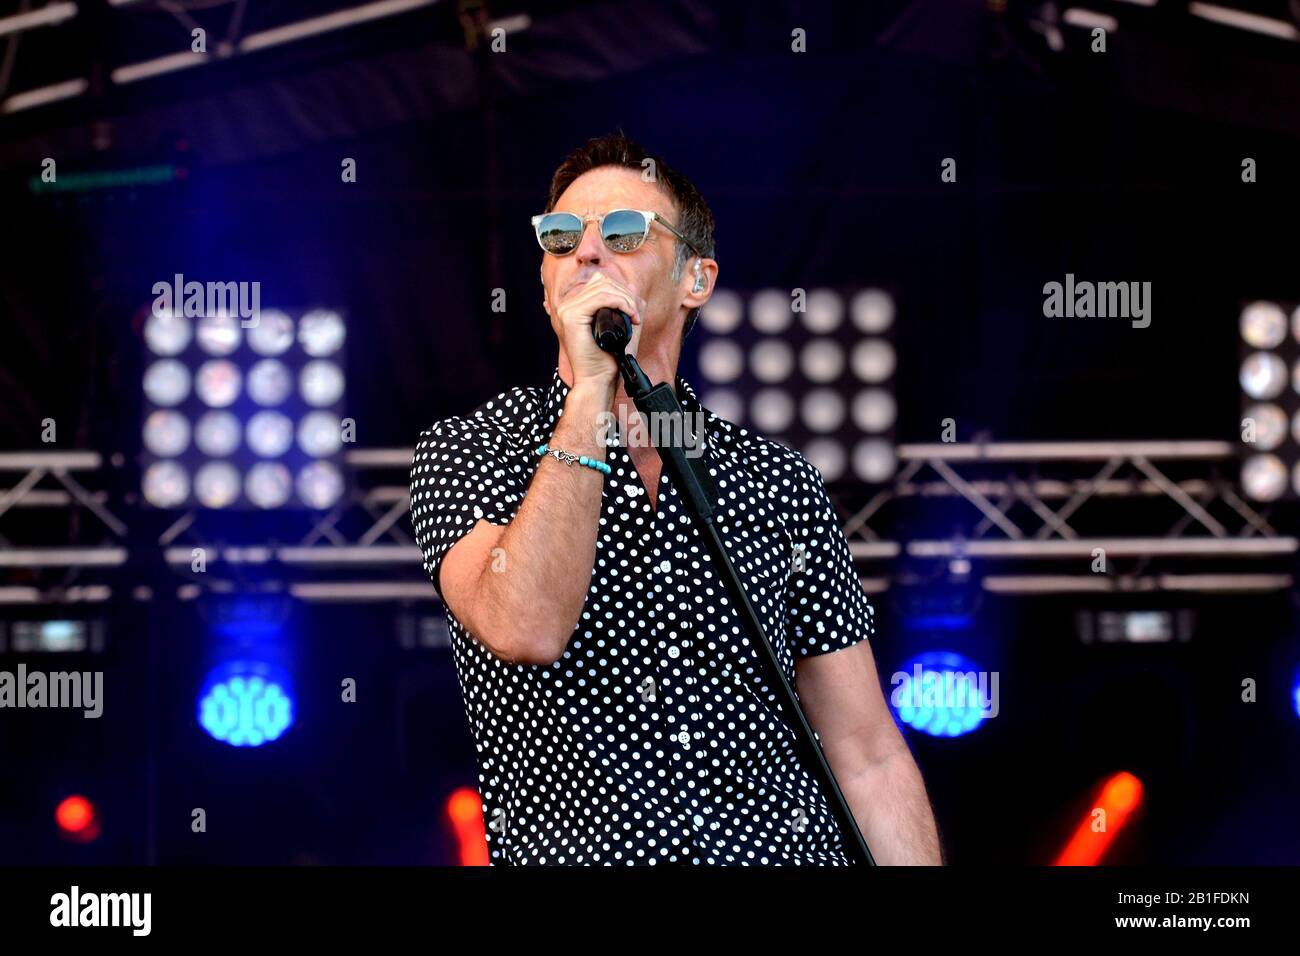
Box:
[595,312,876,867]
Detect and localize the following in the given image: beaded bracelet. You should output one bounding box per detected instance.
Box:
[536,443,612,475]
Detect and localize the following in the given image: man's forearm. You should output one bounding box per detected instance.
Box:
[841,746,943,865]
[476,379,616,663]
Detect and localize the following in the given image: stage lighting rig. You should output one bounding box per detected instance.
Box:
[693,286,898,484]
[1238,300,1300,500]
[140,306,350,510]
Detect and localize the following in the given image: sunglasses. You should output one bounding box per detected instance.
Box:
[531,208,703,258]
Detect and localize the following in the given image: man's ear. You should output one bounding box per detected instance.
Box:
[682,257,718,312]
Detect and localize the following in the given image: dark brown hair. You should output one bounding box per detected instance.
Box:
[544,132,716,340]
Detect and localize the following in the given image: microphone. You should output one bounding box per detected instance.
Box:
[592,307,631,354]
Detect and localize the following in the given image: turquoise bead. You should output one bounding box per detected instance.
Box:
[535,443,610,474]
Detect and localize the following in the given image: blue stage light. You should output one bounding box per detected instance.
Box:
[891,650,992,738]
[198,661,295,747]
[1292,670,1300,720]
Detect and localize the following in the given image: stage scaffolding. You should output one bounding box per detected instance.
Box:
[0,441,1292,605]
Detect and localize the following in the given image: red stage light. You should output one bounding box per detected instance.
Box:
[55,795,100,842]
[445,787,489,867]
[1053,771,1144,866]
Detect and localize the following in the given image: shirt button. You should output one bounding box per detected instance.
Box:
[677,730,690,745]
[667,646,680,659]
[658,560,671,574]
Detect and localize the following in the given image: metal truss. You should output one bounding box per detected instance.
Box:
[156,450,424,604]
[0,453,128,600]
[1,0,440,113]
[836,440,1295,594]
[0,443,1294,604]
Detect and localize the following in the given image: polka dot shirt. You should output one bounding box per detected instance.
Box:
[409,367,876,865]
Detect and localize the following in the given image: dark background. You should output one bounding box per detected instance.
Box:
[1,0,1298,865]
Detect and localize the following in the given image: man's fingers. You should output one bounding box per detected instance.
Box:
[564,288,638,323]
[566,274,638,316]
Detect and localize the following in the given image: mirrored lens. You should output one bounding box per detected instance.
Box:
[536,213,583,254]
[601,209,650,253]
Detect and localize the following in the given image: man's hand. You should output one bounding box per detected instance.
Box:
[553,272,643,388]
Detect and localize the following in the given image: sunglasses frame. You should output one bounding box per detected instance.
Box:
[531,208,704,259]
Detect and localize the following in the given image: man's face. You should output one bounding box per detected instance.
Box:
[541,166,688,353]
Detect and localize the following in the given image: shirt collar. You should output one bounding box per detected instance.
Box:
[535,365,708,447]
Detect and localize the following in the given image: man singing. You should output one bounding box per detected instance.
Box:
[409,133,941,866]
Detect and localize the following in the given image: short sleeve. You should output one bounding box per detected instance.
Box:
[785,458,876,658]
[409,416,524,595]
